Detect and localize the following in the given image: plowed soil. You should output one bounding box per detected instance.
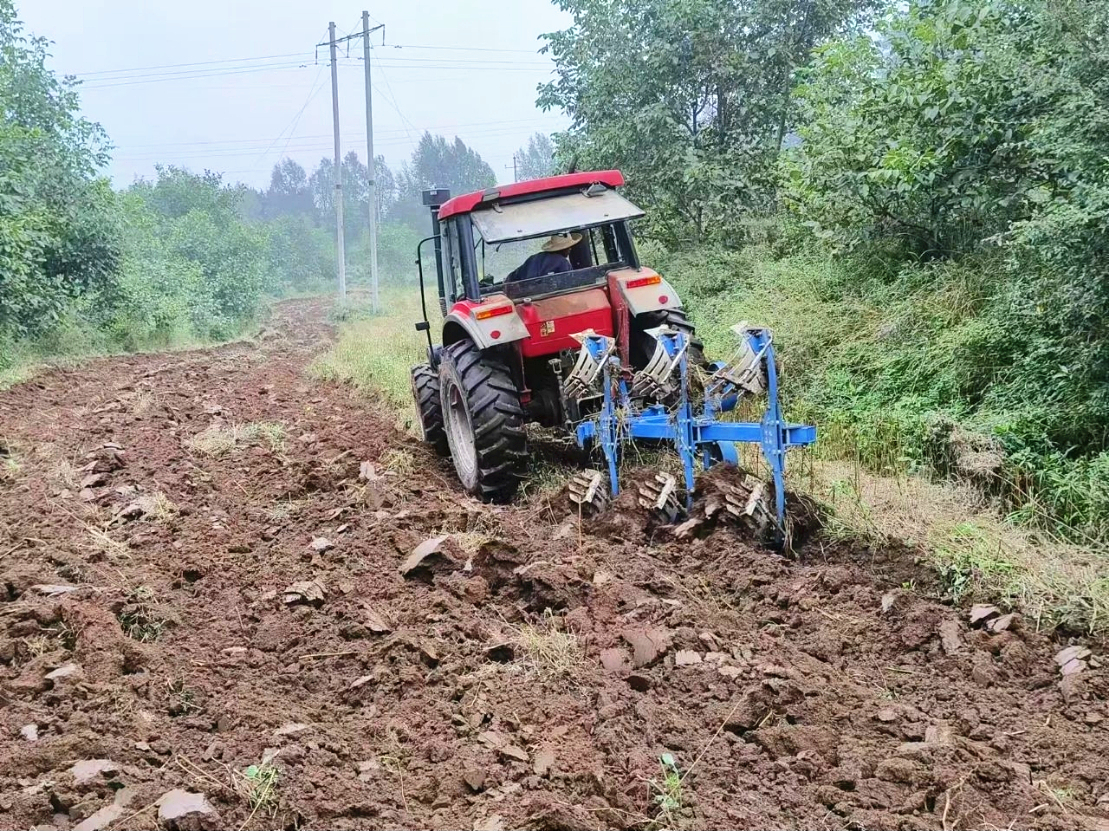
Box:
[1,298,1107,831]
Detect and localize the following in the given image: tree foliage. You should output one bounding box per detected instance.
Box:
[0,0,117,341]
[538,0,878,244]
[514,133,557,180]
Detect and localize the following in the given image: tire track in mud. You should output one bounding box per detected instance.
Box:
[0,297,1107,830]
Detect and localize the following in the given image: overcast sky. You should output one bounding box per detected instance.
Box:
[19,0,572,189]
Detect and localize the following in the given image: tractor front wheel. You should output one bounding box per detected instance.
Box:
[410,363,448,456]
[438,339,527,501]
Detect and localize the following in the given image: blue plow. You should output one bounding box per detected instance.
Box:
[570,325,816,539]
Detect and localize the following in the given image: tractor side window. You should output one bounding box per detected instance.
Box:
[600,224,621,264]
[444,220,462,302]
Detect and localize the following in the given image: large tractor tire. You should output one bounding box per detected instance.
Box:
[630,308,708,372]
[438,339,527,501]
[410,363,448,456]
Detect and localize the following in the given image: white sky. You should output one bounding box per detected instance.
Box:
[19,0,572,189]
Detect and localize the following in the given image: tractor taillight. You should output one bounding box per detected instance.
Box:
[625,275,662,289]
[473,304,513,321]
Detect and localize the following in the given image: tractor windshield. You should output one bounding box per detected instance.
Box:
[474,222,635,299]
[470,188,644,244]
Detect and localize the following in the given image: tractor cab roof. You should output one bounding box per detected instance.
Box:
[437,170,644,245]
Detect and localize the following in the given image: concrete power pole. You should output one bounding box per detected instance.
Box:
[327,21,346,301]
[362,11,381,314]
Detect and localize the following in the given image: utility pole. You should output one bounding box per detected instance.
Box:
[320,17,384,310]
[326,21,346,301]
[362,11,383,315]
[505,154,519,183]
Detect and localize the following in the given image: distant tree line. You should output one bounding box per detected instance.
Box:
[0,0,548,367]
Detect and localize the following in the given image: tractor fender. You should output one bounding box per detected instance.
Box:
[443,295,530,350]
[608,267,682,316]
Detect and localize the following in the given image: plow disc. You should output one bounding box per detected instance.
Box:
[567,468,608,515]
[637,472,682,523]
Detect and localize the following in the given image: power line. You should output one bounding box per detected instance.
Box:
[81,62,315,89]
[113,125,562,162]
[371,53,418,144]
[112,117,564,150]
[74,45,550,81]
[250,63,328,175]
[386,43,542,54]
[73,51,313,78]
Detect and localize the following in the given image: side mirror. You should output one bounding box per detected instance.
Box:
[415,322,430,332]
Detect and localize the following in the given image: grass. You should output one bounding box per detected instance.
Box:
[241,762,280,816]
[187,421,286,457]
[799,458,1109,636]
[87,526,130,560]
[166,678,200,715]
[118,586,168,642]
[504,611,585,680]
[148,491,178,523]
[0,437,22,482]
[649,754,683,827]
[309,289,426,431]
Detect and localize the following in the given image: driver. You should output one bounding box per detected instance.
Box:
[504,233,580,283]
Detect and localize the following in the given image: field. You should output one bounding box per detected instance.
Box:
[0,297,1107,830]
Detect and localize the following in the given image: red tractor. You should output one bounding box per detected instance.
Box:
[409,170,701,501]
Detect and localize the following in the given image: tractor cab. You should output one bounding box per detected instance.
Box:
[438,172,644,304]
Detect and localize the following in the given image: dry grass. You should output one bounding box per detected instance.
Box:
[87,526,131,561]
[798,457,1109,636]
[378,447,416,477]
[265,499,302,522]
[0,437,22,482]
[504,612,585,679]
[118,585,168,642]
[148,492,178,523]
[187,421,286,457]
[130,389,156,417]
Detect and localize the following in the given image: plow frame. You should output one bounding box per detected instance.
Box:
[573,327,817,534]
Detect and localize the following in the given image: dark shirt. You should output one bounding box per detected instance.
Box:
[505,251,572,283]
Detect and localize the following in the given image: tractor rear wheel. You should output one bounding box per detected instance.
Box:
[630,308,708,371]
[410,363,448,456]
[438,339,527,501]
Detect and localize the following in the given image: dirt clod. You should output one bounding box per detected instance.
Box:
[969,603,1000,625]
[156,790,217,829]
[283,579,326,606]
[622,627,672,668]
[71,759,118,786]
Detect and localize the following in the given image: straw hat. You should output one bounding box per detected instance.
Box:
[541,233,582,252]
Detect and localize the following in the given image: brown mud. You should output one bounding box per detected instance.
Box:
[1,298,1107,830]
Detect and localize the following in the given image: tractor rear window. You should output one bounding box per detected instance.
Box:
[470,189,645,243]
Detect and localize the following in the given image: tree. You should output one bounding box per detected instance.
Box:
[537,0,879,244]
[0,0,118,342]
[390,133,497,230]
[263,159,314,220]
[515,133,557,180]
[783,0,1041,256]
[402,132,497,194]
